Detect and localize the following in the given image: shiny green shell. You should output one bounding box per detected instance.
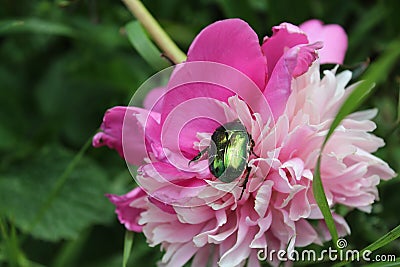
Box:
[207,120,250,183]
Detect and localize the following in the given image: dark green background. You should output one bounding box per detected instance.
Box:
[1,0,399,266]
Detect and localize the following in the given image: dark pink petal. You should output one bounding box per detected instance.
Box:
[264,42,322,119]
[143,87,165,113]
[148,196,176,214]
[161,95,227,158]
[106,187,147,232]
[160,61,272,158]
[93,107,126,156]
[187,18,267,90]
[300,19,348,64]
[262,23,308,79]
[93,106,162,166]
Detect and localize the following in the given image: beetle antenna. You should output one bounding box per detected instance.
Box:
[188,148,208,166]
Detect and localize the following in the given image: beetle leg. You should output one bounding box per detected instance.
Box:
[239,165,252,200]
[248,135,260,158]
[188,147,208,166]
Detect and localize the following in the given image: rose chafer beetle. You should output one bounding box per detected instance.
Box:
[189,119,258,199]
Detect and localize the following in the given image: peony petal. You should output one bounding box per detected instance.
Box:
[163,242,199,267]
[148,196,176,214]
[187,18,267,90]
[93,106,127,157]
[264,42,322,119]
[160,61,272,133]
[161,96,226,159]
[93,106,162,166]
[106,187,147,232]
[143,87,165,113]
[300,19,348,64]
[262,22,309,79]
[294,219,321,246]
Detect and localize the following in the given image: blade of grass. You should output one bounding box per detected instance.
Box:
[397,86,400,124]
[125,20,170,70]
[52,228,91,267]
[361,224,400,254]
[361,258,400,267]
[123,231,134,267]
[0,19,76,37]
[26,134,93,236]
[313,37,400,249]
[0,20,24,33]
[333,224,400,267]
[313,157,339,247]
[0,217,31,267]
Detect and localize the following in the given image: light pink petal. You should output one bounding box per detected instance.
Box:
[193,210,227,247]
[162,242,199,267]
[262,23,308,79]
[254,181,273,217]
[191,246,211,267]
[319,213,351,241]
[264,42,322,119]
[248,251,262,267]
[187,18,267,90]
[174,205,215,224]
[219,209,254,266]
[106,187,147,232]
[138,162,198,186]
[153,222,204,244]
[300,19,348,64]
[294,219,321,247]
[289,188,311,220]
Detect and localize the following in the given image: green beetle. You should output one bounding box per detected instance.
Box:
[189,119,257,199]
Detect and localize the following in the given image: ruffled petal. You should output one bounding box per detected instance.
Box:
[93,106,127,157]
[93,106,162,166]
[264,42,322,119]
[106,187,147,232]
[300,19,348,64]
[262,23,308,79]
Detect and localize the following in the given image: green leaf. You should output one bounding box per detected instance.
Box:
[0,144,113,241]
[0,20,24,33]
[313,37,400,248]
[0,19,76,37]
[125,20,170,70]
[123,231,134,267]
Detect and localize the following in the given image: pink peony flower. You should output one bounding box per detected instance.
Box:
[94,19,394,267]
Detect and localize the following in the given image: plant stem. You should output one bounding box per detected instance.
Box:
[122,0,186,64]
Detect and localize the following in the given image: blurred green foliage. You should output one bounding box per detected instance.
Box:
[0,0,399,266]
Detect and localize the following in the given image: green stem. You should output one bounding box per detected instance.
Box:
[27,136,93,235]
[122,0,186,64]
